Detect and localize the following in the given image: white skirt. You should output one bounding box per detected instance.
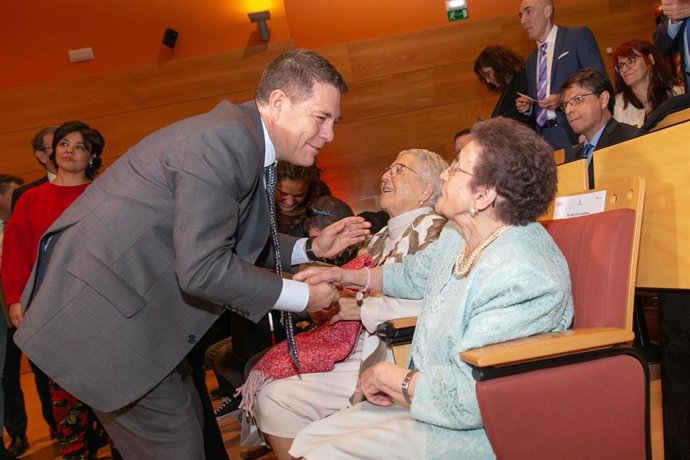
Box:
[290,401,494,460]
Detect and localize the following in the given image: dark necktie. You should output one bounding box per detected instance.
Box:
[536,43,549,127]
[264,163,301,370]
[580,142,594,163]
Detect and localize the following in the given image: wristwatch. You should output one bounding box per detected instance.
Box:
[305,237,318,261]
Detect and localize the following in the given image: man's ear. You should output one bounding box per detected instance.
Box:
[34,150,48,167]
[267,89,289,118]
[599,90,611,111]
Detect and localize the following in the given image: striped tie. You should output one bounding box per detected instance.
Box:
[536,43,549,127]
[264,163,301,370]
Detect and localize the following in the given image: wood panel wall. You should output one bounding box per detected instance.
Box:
[0,0,657,212]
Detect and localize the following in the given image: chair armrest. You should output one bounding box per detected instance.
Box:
[376,316,418,346]
[460,327,634,368]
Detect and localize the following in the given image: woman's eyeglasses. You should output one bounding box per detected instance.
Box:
[381,163,419,177]
[447,160,474,177]
[614,56,638,73]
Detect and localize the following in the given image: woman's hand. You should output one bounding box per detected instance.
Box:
[359,361,417,407]
[8,303,24,328]
[312,217,370,259]
[295,266,346,286]
[515,95,533,114]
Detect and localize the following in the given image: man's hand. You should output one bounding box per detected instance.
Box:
[328,297,362,324]
[8,302,23,328]
[305,281,340,313]
[661,0,690,22]
[515,95,533,114]
[312,216,370,259]
[536,94,562,111]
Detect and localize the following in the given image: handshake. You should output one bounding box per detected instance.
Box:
[296,264,376,325]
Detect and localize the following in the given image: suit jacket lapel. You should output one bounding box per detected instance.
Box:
[550,28,566,91]
[527,48,538,97]
[597,119,618,150]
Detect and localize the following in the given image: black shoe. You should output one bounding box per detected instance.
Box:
[7,435,28,457]
[214,395,242,421]
[0,444,19,460]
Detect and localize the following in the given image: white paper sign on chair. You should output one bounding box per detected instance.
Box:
[553,190,606,219]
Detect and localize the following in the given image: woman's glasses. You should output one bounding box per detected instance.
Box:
[447,159,474,177]
[381,163,419,177]
[614,56,638,73]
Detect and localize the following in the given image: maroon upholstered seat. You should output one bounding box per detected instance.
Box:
[465,178,649,460]
[541,209,634,330]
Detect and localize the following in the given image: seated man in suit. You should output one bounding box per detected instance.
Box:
[560,68,643,188]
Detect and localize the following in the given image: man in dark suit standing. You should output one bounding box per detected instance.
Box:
[3,127,58,458]
[654,0,690,90]
[515,0,607,156]
[560,68,643,188]
[14,50,369,459]
[10,126,57,211]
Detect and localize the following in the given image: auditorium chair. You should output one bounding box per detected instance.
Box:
[378,177,650,459]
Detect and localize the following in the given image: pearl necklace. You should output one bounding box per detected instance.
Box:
[453,224,512,279]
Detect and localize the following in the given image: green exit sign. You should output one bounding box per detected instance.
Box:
[447,8,469,21]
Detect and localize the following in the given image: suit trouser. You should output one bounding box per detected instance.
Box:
[93,361,205,460]
[3,328,56,437]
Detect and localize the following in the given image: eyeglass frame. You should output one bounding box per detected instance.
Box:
[447,159,474,177]
[381,162,419,177]
[614,55,638,74]
[560,92,596,112]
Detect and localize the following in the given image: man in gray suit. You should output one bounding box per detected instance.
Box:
[14,49,369,459]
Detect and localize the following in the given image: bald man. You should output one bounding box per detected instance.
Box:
[515,0,607,156]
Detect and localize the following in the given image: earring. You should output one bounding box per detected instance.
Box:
[89,161,93,166]
[418,200,424,206]
[469,207,477,217]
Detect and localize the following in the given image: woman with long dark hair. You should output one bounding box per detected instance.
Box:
[474,45,533,128]
[612,39,684,127]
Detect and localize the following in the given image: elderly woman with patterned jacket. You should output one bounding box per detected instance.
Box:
[290,118,574,459]
[244,148,448,459]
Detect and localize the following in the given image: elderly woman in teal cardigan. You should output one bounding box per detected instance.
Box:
[291,117,574,459]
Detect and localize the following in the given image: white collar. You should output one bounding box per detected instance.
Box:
[537,25,558,47]
[260,117,276,168]
[385,207,433,241]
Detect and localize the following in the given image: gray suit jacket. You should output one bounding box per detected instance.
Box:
[16,100,297,412]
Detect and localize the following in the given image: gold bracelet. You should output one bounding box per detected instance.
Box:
[401,370,415,405]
